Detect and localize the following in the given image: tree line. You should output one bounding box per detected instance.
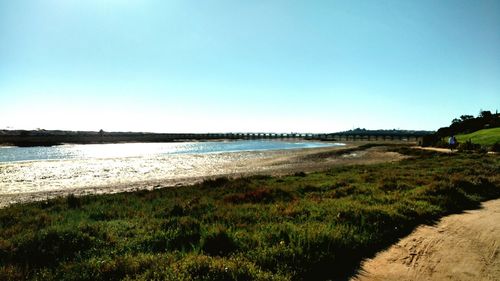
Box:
[437,110,499,137]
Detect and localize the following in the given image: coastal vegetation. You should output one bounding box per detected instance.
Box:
[0,146,499,280]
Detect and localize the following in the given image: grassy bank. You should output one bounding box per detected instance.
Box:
[456,127,500,146]
[0,147,499,280]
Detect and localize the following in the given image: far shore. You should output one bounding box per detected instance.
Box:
[0,138,242,147]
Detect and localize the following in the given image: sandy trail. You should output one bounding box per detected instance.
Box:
[413,146,497,155]
[412,146,455,153]
[352,199,500,281]
[0,144,405,207]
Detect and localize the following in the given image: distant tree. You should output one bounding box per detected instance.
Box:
[437,109,499,139]
[479,110,492,119]
[99,129,104,143]
[460,115,474,121]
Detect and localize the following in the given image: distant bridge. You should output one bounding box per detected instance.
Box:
[167,133,423,142]
[178,133,424,143]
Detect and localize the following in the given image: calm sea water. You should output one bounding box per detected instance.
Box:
[0,140,343,163]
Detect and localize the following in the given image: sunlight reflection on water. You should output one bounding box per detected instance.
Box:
[0,140,342,162]
[0,141,344,196]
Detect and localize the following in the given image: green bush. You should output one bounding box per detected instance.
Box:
[457,139,482,151]
[223,188,294,204]
[12,226,95,266]
[202,227,239,257]
[491,142,500,152]
[168,254,286,281]
[67,194,82,209]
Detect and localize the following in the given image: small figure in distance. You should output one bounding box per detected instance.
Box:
[448,135,458,151]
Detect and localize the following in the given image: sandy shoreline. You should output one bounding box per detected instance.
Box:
[0,143,405,208]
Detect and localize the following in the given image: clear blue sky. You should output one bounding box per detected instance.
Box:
[1,0,499,133]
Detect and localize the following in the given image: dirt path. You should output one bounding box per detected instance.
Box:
[352,199,500,281]
[412,146,497,155]
[412,146,455,153]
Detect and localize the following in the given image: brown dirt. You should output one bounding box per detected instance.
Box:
[412,146,497,155]
[412,146,456,153]
[352,199,500,281]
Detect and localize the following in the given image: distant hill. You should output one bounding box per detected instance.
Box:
[334,128,434,136]
[0,130,189,146]
[0,129,137,136]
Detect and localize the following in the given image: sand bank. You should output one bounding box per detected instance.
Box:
[0,143,404,207]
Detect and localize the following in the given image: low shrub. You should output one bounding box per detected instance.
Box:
[89,209,117,221]
[224,188,294,204]
[293,172,307,177]
[202,177,231,189]
[491,142,500,152]
[11,227,94,267]
[141,218,201,253]
[169,254,286,281]
[66,194,82,209]
[327,185,357,198]
[418,181,478,212]
[457,139,482,151]
[201,227,239,257]
[0,265,24,281]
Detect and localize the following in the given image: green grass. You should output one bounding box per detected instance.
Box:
[0,147,499,280]
[456,127,500,146]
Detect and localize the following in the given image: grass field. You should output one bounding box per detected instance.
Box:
[456,127,500,146]
[0,147,499,280]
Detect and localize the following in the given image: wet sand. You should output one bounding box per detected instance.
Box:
[0,143,404,207]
